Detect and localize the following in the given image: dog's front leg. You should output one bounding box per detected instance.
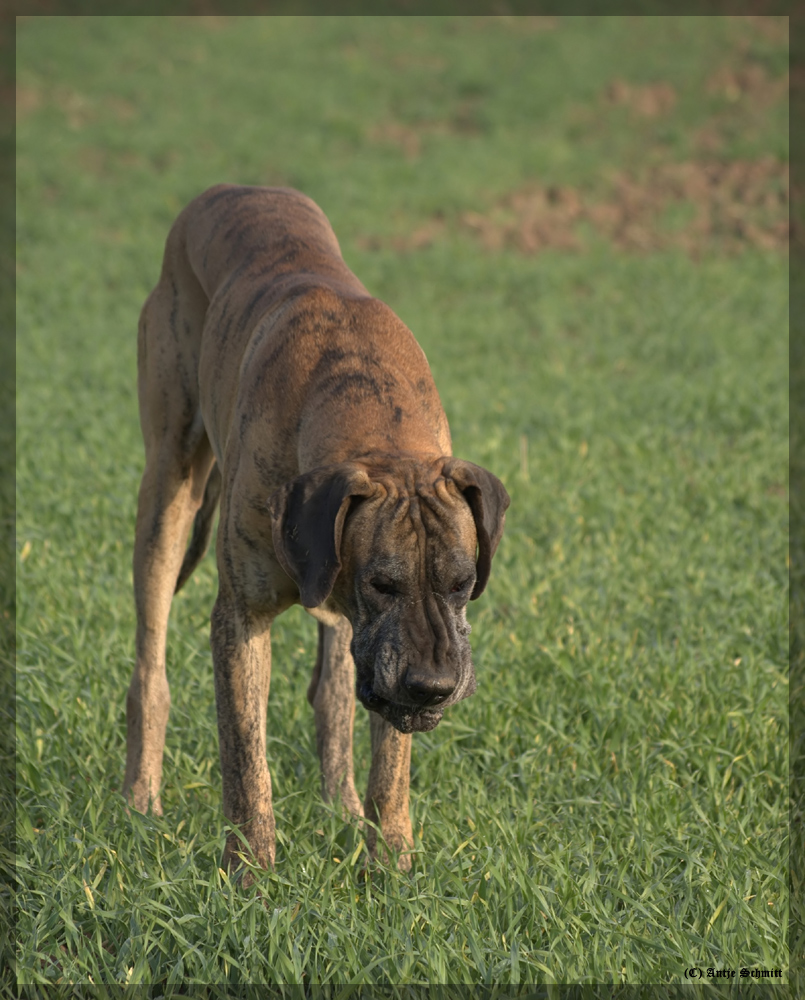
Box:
[211,596,275,877]
[309,617,364,818]
[365,714,414,870]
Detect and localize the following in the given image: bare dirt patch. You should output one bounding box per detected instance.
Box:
[461,157,788,255]
[692,58,787,155]
[367,121,425,162]
[706,62,788,109]
[359,158,788,256]
[77,146,146,178]
[53,87,95,130]
[356,217,446,254]
[390,52,448,72]
[17,83,141,129]
[16,86,41,121]
[604,79,677,119]
[367,109,483,161]
[730,15,789,45]
[105,96,138,122]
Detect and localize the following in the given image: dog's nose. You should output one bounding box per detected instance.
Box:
[403,672,455,708]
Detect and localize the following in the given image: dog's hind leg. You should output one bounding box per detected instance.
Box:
[124,238,214,816]
[175,462,221,594]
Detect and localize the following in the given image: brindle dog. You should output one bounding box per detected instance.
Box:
[123,184,509,876]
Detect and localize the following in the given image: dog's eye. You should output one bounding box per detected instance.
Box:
[371,579,398,597]
[449,579,471,595]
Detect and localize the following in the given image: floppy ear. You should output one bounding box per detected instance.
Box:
[442,458,510,600]
[267,464,374,608]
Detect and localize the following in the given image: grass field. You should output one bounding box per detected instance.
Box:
[14,15,789,988]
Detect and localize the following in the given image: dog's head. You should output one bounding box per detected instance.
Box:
[268,458,509,733]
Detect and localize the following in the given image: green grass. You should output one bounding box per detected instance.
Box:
[14,15,788,988]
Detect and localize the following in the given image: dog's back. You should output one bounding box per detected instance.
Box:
[182,184,369,307]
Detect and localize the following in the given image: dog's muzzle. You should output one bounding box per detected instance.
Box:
[357,679,445,733]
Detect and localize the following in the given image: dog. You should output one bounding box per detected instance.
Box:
[123,184,509,876]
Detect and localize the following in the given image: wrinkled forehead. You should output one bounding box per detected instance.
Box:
[349,475,477,565]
